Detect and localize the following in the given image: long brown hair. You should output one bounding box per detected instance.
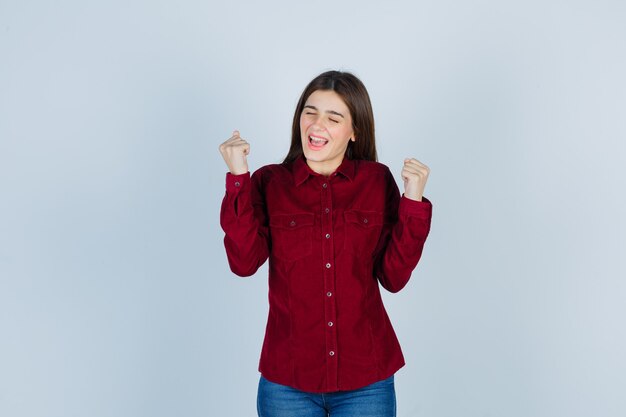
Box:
[283,70,377,164]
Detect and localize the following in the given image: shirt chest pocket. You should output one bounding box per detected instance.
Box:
[269,213,315,261]
[343,210,384,255]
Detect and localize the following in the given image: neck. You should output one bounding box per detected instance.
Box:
[306,159,340,177]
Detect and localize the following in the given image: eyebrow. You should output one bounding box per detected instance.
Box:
[303,105,345,118]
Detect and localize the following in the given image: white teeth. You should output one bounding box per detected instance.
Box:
[309,136,328,145]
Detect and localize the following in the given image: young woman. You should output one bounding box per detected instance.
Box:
[219,70,432,417]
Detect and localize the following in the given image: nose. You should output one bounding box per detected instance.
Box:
[310,114,328,130]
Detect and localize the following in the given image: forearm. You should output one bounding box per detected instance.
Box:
[220,172,269,276]
[374,196,432,292]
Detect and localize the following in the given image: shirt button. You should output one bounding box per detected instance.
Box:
[363,218,369,224]
[329,351,335,356]
[328,321,333,327]
[322,183,328,188]
[324,208,330,214]
[327,292,332,297]
[290,220,296,226]
[325,263,331,269]
[234,181,240,187]
[325,233,330,239]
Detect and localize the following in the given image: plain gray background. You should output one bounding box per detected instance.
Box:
[1,1,625,416]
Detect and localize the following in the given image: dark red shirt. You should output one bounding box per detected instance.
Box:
[220,156,432,393]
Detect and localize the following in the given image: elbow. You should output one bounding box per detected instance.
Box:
[228,259,260,278]
[377,273,410,293]
[382,280,408,294]
[223,237,266,277]
[226,248,267,277]
[232,268,258,278]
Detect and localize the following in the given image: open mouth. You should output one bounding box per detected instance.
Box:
[308,135,329,149]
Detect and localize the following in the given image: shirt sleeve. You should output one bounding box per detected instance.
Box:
[219,170,270,277]
[373,167,432,293]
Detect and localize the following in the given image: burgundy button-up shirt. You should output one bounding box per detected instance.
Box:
[220,156,432,393]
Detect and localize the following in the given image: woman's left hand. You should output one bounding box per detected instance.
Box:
[401,158,430,201]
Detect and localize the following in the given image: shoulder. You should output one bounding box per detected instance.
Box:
[354,160,393,178]
[353,160,399,196]
[251,163,294,184]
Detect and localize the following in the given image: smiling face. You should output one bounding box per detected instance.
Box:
[299,89,355,176]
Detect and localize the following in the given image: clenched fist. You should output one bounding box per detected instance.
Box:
[401,158,430,201]
[219,130,250,175]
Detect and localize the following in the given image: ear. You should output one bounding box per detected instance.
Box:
[350,137,356,142]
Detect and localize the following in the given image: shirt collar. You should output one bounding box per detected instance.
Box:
[293,155,356,186]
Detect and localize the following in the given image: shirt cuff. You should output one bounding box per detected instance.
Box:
[225,171,251,193]
[399,195,432,219]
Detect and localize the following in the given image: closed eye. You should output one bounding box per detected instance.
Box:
[330,119,339,123]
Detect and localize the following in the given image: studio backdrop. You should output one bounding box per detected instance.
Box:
[1,1,625,416]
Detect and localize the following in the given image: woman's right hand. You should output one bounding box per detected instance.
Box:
[219,130,250,175]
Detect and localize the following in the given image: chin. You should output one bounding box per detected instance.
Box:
[303,150,326,162]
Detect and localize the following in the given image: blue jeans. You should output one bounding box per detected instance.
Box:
[257,375,396,417]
